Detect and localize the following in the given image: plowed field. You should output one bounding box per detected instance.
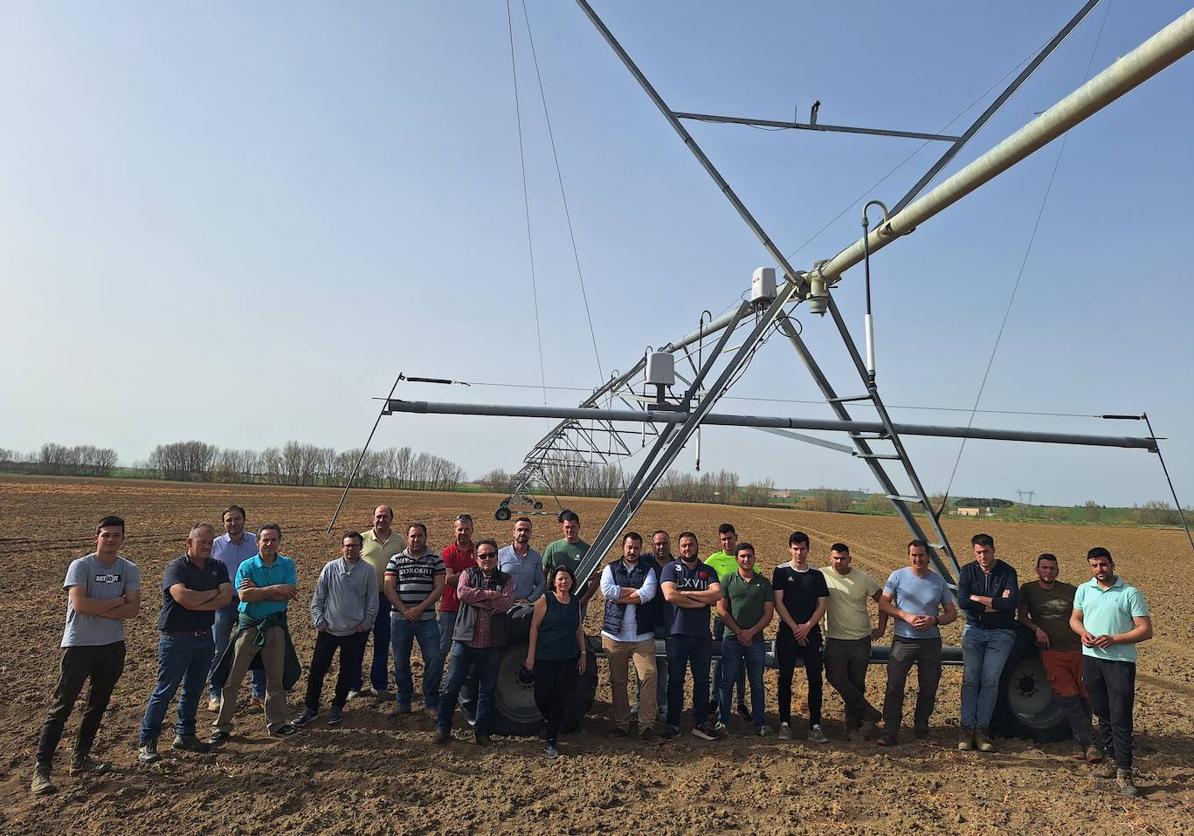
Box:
[1,476,1191,834]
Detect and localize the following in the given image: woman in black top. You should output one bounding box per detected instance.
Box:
[525,565,586,758]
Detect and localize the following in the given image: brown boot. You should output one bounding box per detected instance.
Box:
[1116,769,1138,797]
[957,726,975,751]
[1091,761,1116,779]
[1085,745,1104,763]
[975,727,995,752]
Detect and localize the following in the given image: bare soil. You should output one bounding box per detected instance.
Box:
[1,477,1191,834]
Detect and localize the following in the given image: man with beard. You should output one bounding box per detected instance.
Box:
[599,532,660,742]
[498,517,544,604]
[822,543,886,741]
[439,514,477,657]
[384,523,446,716]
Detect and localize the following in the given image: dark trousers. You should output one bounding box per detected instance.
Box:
[533,656,579,741]
[306,631,369,712]
[882,637,942,733]
[711,617,746,709]
[776,627,823,726]
[37,641,126,767]
[351,593,392,692]
[1084,656,1136,769]
[666,634,712,728]
[824,636,880,731]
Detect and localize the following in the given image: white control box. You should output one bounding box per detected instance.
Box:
[751,267,776,304]
[645,351,675,386]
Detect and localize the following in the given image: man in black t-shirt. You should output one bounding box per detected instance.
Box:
[771,531,830,742]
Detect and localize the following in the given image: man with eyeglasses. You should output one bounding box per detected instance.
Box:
[498,517,544,605]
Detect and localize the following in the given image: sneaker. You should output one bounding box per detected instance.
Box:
[606,727,628,739]
[392,703,412,716]
[711,720,727,736]
[293,708,319,727]
[69,756,111,776]
[269,724,298,738]
[756,726,769,738]
[660,725,680,740]
[474,734,492,747]
[809,724,829,744]
[957,726,975,751]
[640,727,660,745]
[975,727,995,753]
[778,722,791,740]
[138,740,162,764]
[207,697,221,713]
[1091,761,1117,779]
[346,690,361,701]
[210,730,231,745]
[373,688,393,701]
[1085,745,1104,763]
[545,739,559,759]
[172,734,212,753]
[327,707,343,725]
[1116,768,1138,797]
[30,766,56,796]
[737,704,753,722]
[433,728,451,745]
[691,723,719,741]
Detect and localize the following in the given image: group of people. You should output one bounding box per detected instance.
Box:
[32,506,1153,799]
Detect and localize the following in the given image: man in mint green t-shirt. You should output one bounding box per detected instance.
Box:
[1069,547,1151,797]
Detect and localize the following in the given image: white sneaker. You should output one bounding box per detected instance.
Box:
[756,726,769,737]
[778,722,791,740]
[809,724,829,744]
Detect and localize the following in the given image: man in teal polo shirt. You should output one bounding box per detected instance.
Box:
[1069,547,1152,797]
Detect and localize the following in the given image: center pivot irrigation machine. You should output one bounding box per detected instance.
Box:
[337,2,1194,739]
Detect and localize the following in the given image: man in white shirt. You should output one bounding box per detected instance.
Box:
[600,532,659,744]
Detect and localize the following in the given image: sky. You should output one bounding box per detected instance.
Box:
[2,1,1192,508]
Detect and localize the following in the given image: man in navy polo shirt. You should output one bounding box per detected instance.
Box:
[659,531,723,741]
[138,523,232,764]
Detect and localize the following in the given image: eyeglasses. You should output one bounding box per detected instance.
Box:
[477,552,498,560]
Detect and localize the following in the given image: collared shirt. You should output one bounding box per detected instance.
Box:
[457,569,513,648]
[235,554,297,619]
[440,541,475,613]
[498,544,545,602]
[1074,576,1150,663]
[311,557,379,637]
[158,554,230,632]
[659,559,719,638]
[600,560,658,642]
[361,528,403,589]
[212,533,259,602]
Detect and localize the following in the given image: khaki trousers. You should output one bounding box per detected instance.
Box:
[214,625,287,732]
[603,635,657,729]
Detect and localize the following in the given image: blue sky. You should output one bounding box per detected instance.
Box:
[2,1,1191,507]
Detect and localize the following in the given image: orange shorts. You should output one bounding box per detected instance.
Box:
[1041,648,1086,698]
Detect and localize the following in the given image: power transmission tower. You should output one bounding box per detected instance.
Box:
[1016,489,1036,506]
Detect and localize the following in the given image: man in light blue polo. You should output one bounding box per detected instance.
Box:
[208,504,265,710]
[1070,547,1152,797]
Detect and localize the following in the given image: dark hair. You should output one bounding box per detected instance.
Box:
[1036,552,1058,566]
[259,523,282,538]
[736,542,755,555]
[548,563,577,592]
[222,504,247,521]
[475,538,499,554]
[789,531,810,547]
[623,531,642,544]
[454,513,474,524]
[677,531,698,544]
[408,522,428,535]
[652,529,669,539]
[1086,546,1112,562]
[908,539,929,552]
[560,510,580,524]
[342,530,364,546]
[96,515,125,534]
[189,522,215,538]
[830,542,849,554]
[514,516,532,525]
[717,523,736,536]
[971,533,995,548]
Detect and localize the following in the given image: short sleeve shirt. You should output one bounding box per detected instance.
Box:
[62,554,142,647]
[1073,577,1150,662]
[385,550,446,621]
[235,555,297,620]
[440,542,476,613]
[158,555,230,632]
[721,571,773,630]
[361,529,404,589]
[771,565,830,628]
[822,567,880,640]
[660,559,719,638]
[705,551,738,583]
[542,539,590,576]
[885,567,954,640]
[1020,581,1080,652]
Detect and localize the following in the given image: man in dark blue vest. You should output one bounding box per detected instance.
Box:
[599,532,660,743]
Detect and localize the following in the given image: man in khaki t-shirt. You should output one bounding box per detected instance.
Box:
[355,505,404,697]
[821,544,886,740]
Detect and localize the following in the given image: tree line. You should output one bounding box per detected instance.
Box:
[0,443,119,477]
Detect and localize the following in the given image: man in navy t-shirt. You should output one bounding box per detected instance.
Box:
[771,531,830,742]
[659,532,723,741]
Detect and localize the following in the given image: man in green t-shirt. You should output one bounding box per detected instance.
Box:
[707,523,748,723]
[716,543,773,735]
[1017,553,1098,762]
[541,510,595,605]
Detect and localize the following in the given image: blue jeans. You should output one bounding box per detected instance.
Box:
[438,610,458,657]
[437,642,502,735]
[351,593,391,692]
[390,617,443,710]
[666,633,712,728]
[719,634,766,729]
[211,606,264,700]
[960,625,1015,728]
[711,616,746,709]
[141,633,215,743]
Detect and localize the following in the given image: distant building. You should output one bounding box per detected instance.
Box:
[954,506,993,517]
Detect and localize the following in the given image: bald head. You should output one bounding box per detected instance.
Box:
[187,523,215,561]
[373,505,394,535]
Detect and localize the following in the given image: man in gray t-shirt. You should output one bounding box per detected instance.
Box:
[33,516,142,797]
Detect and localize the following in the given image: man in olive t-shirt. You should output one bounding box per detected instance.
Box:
[541,511,595,604]
[1018,553,1098,760]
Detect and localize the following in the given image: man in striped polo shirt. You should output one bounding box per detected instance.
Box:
[384,523,446,716]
